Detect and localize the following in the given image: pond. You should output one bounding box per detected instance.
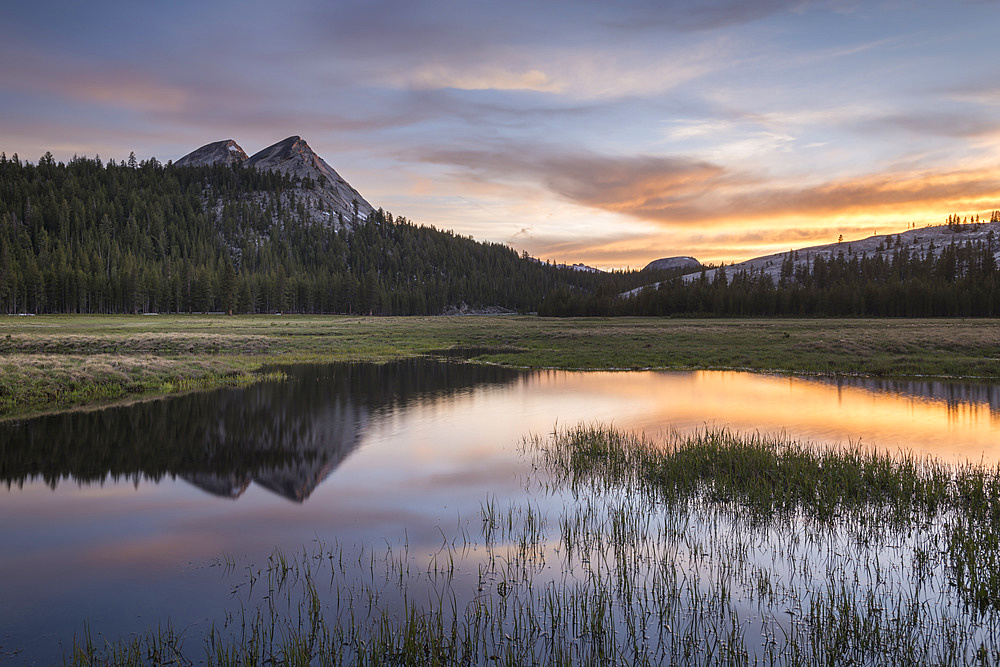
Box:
[2,360,1000,663]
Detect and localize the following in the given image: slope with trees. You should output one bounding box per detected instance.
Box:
[0,152,662,315]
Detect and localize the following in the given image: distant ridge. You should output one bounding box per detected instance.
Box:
[623,221,1000,298]
[685,221,1000,285]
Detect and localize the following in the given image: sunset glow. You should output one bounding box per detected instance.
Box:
[3,1,1000,268]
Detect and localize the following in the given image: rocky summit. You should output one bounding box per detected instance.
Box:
[245,136,374,221]
[174,139,248,167]
[175,135,375,224]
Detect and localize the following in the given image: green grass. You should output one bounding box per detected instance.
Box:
[2,314,1000,418]
[550,424,955,522]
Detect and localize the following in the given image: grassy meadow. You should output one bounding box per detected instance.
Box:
[2,314,1000,419]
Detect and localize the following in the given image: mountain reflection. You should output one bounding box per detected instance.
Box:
[0,359,524,502]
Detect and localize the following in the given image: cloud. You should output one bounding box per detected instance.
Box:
[600,0,814,32]
[723,169,1000,220]
[303,0,817,60]
[943,79,1000,107]
[418,144,738,203]
[862,112,1000,138]
[298,1,746,101]
[0,54,191,113]
[415,143,1000,229]
[543,155,736,214]
[408,66,563,93]
[372,42,727,101]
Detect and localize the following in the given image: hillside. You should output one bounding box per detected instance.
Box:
[622,220,1000,299]
[174,139,248,167]
[642,256,702,273]
[686,220,1000,285]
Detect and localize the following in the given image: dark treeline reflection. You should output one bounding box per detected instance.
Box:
[811,376,1000,419]
[0,359,524,501]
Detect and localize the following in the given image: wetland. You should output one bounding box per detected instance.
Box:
[3,355,1000,664]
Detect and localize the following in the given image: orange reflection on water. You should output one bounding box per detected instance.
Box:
[522,370,1000,465]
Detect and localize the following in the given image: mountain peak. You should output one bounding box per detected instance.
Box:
[175,139,248,167]
[246,136,315,170]
[175,135,375,224]
[246,136,375,220]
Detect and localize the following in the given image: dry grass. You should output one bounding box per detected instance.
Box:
[0,352,263,419]
[0,332,271,355]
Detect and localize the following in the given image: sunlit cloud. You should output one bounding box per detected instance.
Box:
[408,66,563,93]
[717,168,1000,221]
[383,42,729,102]
[416,143,1000,226]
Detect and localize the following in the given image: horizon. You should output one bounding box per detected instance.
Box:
[3,1,1000,270]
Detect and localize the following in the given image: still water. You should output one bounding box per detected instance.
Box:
[2,360,999,662]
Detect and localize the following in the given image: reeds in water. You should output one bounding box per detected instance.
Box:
[71,424,1000,665]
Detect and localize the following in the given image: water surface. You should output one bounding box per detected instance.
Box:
[2,361,999,662]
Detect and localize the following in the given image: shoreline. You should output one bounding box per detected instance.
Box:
[3,314,999,419]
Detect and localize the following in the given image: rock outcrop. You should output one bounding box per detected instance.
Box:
[642,256,702,273]
[175,135,375,225]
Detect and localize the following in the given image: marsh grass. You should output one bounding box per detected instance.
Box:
[546,425,956,524]
[69,424,1000,665]
[544,425,1000,619]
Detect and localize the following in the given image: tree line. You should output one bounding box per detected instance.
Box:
[7,150,995,318]
[0,152,661,315]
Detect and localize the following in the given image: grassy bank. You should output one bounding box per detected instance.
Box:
[2,314,999,418]
[71,425,1000,665]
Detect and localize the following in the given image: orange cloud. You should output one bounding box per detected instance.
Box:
[546,158,1000,226]
[712,168,1000,221]
[417,143,1000,231]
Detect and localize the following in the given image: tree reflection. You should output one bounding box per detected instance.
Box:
[0,359,523,502]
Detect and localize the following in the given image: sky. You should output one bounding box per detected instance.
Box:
[3,0,1000,269]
